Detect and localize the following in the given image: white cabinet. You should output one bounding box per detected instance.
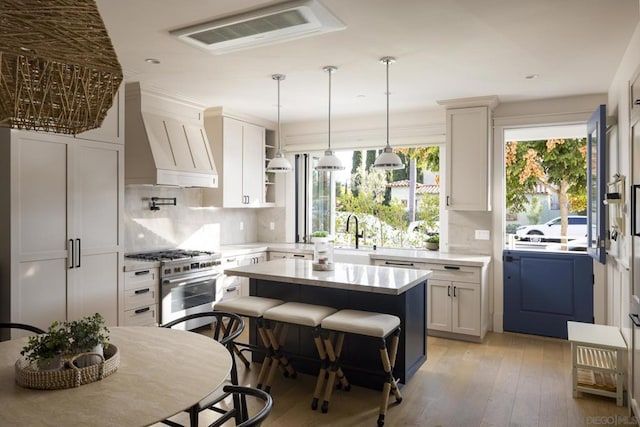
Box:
[76,90,124,145]
[204,114,267,207]
[0,130,123,330]
[123,268,159,326]
[219,252,267,301]
[373,258,489,342]
[268,251,313,260]
[428,279,481,336]
[424,263,487,340]
[445,106,491,211]
[0,94,123,332]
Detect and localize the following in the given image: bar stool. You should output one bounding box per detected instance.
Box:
[320,309,402,427]
[213,296,293,389]
[261,302,338,394]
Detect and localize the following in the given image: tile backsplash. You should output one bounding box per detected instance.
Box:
[124,186,286,253]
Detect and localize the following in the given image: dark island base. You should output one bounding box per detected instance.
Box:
[249,279,427,390]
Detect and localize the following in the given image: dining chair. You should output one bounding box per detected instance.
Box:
[160,311,247,427]
[216,385,273,427]
[0,322,46,335]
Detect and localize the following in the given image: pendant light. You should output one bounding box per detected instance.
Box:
[266,74,292,173]
[316,66,345,171]
[373,57,404,170]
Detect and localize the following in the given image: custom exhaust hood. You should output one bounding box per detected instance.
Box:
[124,82,219,188]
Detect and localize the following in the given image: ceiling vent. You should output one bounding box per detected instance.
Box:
[169,0,345,55]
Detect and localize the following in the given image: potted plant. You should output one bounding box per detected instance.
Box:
[425,234,439,251]
[310,230,330,242]
[20,321,69,371]
[66,313,110,367]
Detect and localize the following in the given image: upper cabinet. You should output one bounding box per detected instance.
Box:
[204,111,272,208]
[75,89,124,145]
[438,97,498,211]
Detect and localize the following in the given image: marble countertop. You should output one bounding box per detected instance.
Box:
[124,243,490,271]
[368,248,491,267]
[224,258,432,295]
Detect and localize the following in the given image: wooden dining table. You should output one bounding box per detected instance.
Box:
[0,326,232,426]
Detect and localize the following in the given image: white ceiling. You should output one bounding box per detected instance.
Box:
[96,0,639,124]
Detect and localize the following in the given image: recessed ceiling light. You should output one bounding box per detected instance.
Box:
[145,58,160,64]
[525,73,539,80]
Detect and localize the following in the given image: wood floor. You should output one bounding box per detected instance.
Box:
[161,332,632,427]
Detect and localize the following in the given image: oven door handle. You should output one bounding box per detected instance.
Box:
[162,272,221,286]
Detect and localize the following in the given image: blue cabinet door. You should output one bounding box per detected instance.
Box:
[503,250,593,339]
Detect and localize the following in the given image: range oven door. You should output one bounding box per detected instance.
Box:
[161,270,219,330]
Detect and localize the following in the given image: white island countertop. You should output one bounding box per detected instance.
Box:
[224,258,432,296]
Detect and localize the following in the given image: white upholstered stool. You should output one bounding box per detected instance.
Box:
[320,309,402,427]
[213,296,289,388]
[262,302,338,394]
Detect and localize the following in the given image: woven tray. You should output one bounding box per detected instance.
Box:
[15,344,120,390]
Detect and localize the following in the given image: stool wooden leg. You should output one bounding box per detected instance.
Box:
[321,332,350,413]
[377,328,402,427]
[312,328,328,410]
[263,321,296,393]
[256,320,273,390]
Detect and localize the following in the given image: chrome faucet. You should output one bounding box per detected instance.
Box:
[346,214,364,249]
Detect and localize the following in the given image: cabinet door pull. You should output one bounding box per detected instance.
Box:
[444,265,460,270]
[447,285,451,297]
[75,238,81,268]
[446,195,450,206]
[453,286,457,297]
[292,254,305,258]
[226,286,238,293]
[134,288,151,295]
[135,307,151,314]
[384,261,414,267]
[635,99,640,105]
[226,258,236,263]
[630,313,640,327]
[134,270,150,276]
[68,239,74,269]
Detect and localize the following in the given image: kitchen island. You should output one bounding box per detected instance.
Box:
[224,258,432,389]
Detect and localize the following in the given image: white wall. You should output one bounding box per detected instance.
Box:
[123,186,286,252]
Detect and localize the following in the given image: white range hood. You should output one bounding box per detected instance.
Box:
[124,82,218,188]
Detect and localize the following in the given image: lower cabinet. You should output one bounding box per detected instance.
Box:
[427,279,481,336]
[219,251,266,301]
[424,263,488,341]
[268,251,313,260]
[122,268,159,326]
[373,258,489,342]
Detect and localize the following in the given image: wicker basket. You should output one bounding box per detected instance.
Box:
[15,344,120,390]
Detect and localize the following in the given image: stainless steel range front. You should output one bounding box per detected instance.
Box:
[125,250,221,330]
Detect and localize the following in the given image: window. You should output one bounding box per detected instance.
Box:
[296,146,440,249]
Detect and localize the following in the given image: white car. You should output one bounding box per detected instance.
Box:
[515,216,587,242]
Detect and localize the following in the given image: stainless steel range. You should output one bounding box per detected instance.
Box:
[125,249,221,330]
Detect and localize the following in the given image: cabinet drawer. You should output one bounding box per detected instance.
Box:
[220,283,242,301]
[124,286,157,311]
[124,268,159,291]
[423,263,480,283]
[268,252,312,261]
[123,305,157,326]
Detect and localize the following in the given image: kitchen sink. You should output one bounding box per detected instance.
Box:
[333,246,374,265]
